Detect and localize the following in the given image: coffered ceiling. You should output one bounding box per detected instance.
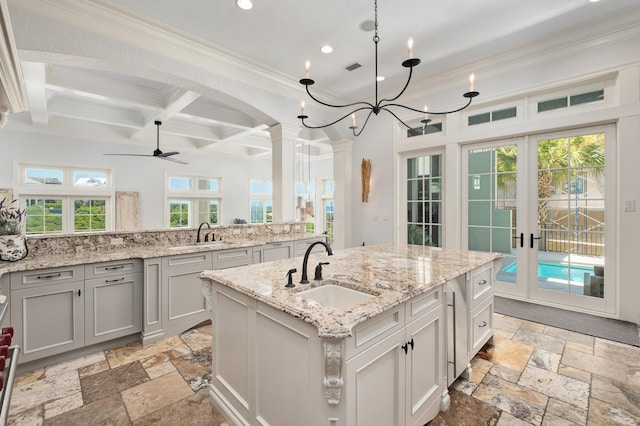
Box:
[3,0,640,159]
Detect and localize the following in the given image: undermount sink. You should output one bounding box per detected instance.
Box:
[168,242,224,250]
[297,284,374,310]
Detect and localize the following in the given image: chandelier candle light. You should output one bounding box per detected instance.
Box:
[297,0,479,137]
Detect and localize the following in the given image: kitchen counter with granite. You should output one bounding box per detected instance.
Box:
[200,242,501,338]
[0,224,320,275]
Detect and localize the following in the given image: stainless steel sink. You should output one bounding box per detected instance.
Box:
[297,284,374,310]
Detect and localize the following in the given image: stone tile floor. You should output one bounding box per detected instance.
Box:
[6,314,640,425]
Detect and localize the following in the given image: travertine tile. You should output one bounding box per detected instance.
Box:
[588,397,640,426]
[566,340,593,355]
[519,320,546,333]
[541,413,581,425]
[428,389,500,426]
[43,392,83,419]
[518,365,589,409]
[546,398,587,425]
[590,374,640,416]
[512,328,566,354]
[470,356,493,383]
[494,314,524,334]
[45,392,131,426]
[45,351,106,377]
[78,359,110,379]
[528,348,561,373]
[489,364,521,383]
[132,388,225,426]
[141,353,176,379]
[474,374,548,425]
[13,368,45,388]
[10,370,80,416]
[497,412,533,425]
[558,364,592,383]
[478,336,534,373]
[171,348,212,382]
[543,325,594,347]
[7,406,43,426]
[593,338,640,367]
[105,336,191,368]
[562,347,628,382]
[180,327,213,352]
[121,371,193,421]
[81,361,149,405]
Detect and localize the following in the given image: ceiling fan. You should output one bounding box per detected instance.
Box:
[104,120,187,164]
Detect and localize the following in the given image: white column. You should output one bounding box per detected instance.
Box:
[331,139,353,250]
[269,123,299,222]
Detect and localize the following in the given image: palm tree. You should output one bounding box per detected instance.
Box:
[495,133,605,240]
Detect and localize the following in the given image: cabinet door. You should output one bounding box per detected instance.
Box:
[346,329,405,426]
[261,242,292,262]
[12,282,84,363]
[85,272,143,345]
[405,305,443,425]
[162,252,212,333]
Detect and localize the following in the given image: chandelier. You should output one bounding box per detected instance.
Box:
[297,0,479,137]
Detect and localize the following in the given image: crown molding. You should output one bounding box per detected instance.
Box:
[0,0,27,113]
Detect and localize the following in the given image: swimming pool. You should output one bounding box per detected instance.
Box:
[502,261,595,283]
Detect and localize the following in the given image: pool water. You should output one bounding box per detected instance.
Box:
[502,261,595,283]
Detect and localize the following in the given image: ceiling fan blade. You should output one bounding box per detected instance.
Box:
[103,153,154,157]
[160,156,188,164]
[157,151,180,157]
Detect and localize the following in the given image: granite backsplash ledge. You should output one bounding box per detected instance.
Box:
[23,222,307,257]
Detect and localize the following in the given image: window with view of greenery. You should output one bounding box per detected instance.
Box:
[250,180,272,224]
[19,164,113,235]
[167,174,221,228]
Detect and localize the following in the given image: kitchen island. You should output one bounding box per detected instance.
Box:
[200,242,501,426]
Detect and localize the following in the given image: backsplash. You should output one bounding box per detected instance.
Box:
[24,222,307,257]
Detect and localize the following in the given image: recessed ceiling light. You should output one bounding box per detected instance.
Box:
[236,0,253,10]
[376,76,385,82]
[321,45,333,54]
[589,0,600,2]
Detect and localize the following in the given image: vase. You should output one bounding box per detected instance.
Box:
[0,234,28,262]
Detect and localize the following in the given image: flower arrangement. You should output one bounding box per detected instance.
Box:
[0,198,25,236]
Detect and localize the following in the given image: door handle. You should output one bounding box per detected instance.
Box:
[513,233,523,248]
[530,233,541,248]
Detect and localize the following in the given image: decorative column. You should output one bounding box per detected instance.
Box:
[269,123,299,222]
[330,139,353,249]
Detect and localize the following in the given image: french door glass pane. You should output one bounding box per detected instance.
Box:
[406,154,442,247]
[536,133,605,298]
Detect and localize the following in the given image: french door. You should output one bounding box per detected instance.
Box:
[462,125,615,313]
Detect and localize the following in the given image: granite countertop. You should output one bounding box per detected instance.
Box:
[0,234,322,275]
[200,242,501,339]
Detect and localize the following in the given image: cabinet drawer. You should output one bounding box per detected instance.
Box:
[346,306,405,359]
[406,287,442,323]
[213,247,253,270]
[11,265,84,290]
[470,297,493,356]
[85,259,142,279]
[470,265,493,307]
[294,238,326,256]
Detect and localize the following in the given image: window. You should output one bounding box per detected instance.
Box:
[166,174,221,228]
[320,179,334,244]
[249,180,272,224]
[537,89,605,113]
[406,154,442,247]
[468,106,517,126]
[18,164,113,235]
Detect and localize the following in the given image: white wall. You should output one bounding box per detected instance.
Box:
[0,129,273,228]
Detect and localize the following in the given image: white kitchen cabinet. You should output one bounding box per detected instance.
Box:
[204,280,445,426]
[84,260,143,346]
[446,260,497,385]
[10,266,85,363]
[346,288,444,426]
[294,237,328,257]
[252,241,292,263]
[161,251,213,337]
